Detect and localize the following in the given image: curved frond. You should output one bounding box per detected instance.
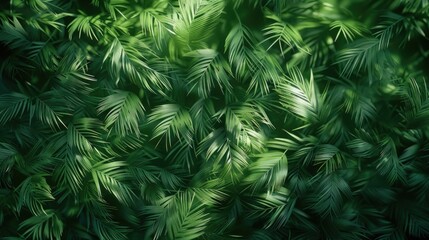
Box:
[263,11,309,54]
[170,0,225,49]
[248,188,294,229]
[68,12,104,40]
[330,20,366,43]
[186,49,233,98]
[244,151,288,192]
[18,210,63,240]
[309,174,351,219]
[277,69,323,123]
[17,175,54,215]
[98,90,145,136]
[148,103,194,146]
[91,159,135,206]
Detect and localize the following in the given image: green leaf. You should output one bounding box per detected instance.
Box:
[244,151,288,192]
[98,90,145,136]
[313,144,344,174]
[148,104,194,146]
[330,20,366,43]
[68,12,104,40]
[376,137,406,184]
[19,210,63,240]
[17,175,54,215]
[67,117,106,154]
[170,0,225,49]
[335,38,386,79]
[248,188,293,229]
[309,174,351,219]
[0,17,30,50]
[263,11,309,54]
[277,68,322,122]
[91,159,135,206]
[186,49,233,98]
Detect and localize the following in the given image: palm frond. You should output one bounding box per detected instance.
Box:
[373,12,405,49]
[330,20,366,43]
[247,49,282,95]
[0,142,18,177]
[0,91,66,130]
[262,11,309,54]
[0,16,30,50]
[166,140,196,171]
[91,158,135,206]
[67,117,106,154]
[247,188,294,229]
[393,198,429,238]
[143,191,210,240]
[148,103,194,147]
[314,144,344,174]
[170,0,225,50]
[308,174,352,219]
[1,1,429,239]
[346,136,378,159]
[402,77,429,129]
[189,98,215,139]
[135,1,171,49]
[277,68,323,123]
[244,151,287,192]
[26,12,67,36]
[102,36,170,91]
[339,84,377,126]
[27,41,59,71]
[224,24,256,78]
[68,12,104,40]
[335,38,392,79]
[186,49,233,98]
[198,128,248,183]
[92,217,129,240]
[376,137,406,184]
[18,209,63,240]
[17,175,54,215]
[53,152,91,195]
[166,192,210,240]
[97,90,144,136]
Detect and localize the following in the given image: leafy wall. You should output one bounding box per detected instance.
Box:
[0,0,429,239]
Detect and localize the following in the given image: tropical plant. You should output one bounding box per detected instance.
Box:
[0,0,429,239]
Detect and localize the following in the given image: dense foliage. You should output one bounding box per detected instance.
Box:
[1,0,429,239]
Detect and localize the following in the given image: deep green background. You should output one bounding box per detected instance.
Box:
[1,0,429,239]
